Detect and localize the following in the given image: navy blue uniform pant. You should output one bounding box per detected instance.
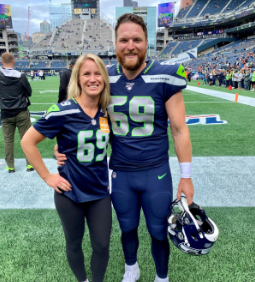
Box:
[111,162,173,278]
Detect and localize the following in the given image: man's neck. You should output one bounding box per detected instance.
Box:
[122,61,147,80]
[2,64,14,69]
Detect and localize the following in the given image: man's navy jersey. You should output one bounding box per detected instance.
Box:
[107,60,187,171]
[33,98,110,203]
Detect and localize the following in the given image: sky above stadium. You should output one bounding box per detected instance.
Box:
[2,0,181,35]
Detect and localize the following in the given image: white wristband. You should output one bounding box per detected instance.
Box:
[179,162,191,178]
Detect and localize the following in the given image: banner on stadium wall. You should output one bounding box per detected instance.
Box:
[0,4,12,29]
[161,47,197,65]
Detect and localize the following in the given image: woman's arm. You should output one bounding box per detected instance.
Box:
[21,127,72,193]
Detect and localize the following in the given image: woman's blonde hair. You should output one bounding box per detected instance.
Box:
[67,53,110,113]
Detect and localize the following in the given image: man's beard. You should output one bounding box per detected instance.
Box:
[117,49,147,71]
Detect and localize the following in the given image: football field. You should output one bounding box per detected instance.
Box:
[0,76,254,282]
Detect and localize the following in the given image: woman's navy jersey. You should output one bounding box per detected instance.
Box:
[107,60,187,171]
[33,98,110,203]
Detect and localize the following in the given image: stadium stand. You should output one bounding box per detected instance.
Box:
[171,40,202,55]
[200,0,230,16]
[176,6,192,19]
[160,42,179,57]
[30,18,115,55]
[186,0,208,18]
[15,60,30,70]
[30,60,50,69]
[51,60,68,69]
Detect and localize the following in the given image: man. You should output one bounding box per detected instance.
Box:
[108,14,194,282]
[0,52,34,173]
[58,59,76,103]
[30,70,34,81]
[56,13,194,282]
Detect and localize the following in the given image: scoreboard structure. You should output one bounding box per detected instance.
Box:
[72,0,99,19]
[73,0,97,9]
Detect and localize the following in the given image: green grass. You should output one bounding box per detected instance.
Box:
[0,208,254,282]
[1,76,255,158]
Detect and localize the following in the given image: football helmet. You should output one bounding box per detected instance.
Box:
[168,196,219,255]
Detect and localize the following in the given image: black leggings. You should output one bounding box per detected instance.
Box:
[54,192,112,282]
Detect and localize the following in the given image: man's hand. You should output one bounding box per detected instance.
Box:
[176,178,194,206]
[54,144,67,166]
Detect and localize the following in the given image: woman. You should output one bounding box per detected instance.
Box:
[21,54,112,282]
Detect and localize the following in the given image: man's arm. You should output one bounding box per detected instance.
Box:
[165,91,194,205]
[21,74,32,96]
[58,72,68,103]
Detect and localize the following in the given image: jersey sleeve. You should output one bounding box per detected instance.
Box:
[164,64,187,102]
[33,104,64,139]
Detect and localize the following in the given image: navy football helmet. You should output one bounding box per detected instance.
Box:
[168,196,219,255]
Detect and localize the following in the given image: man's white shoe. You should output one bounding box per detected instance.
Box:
[122,262,140,282]
[154,275,169,282]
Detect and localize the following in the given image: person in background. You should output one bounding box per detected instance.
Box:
[250,69,255,91]
[30,69,34,81]
[58,59,77,103]
[244,70,250,90]
[21,54,112,282]
[0,52,34,173]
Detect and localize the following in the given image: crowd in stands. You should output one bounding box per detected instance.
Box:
[184,38,255,91]
[29,19,114,54]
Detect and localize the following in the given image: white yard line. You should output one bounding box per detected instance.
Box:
[184,101,232,104]
[187,85,255,107]
[0,157,254,209]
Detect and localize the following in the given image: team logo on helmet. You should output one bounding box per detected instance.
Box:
[167,196,219,256]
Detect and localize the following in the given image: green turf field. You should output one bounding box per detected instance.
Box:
[0,76,254,282]
[0,208,254,282]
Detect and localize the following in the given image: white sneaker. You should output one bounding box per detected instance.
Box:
[251,88,254,91]
[154,275,169,282]
[122,262,140,282]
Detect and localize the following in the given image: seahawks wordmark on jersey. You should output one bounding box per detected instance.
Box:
[34,98,110,203]
[107,60,187,171]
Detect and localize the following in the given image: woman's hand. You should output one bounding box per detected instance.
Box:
[54,144,67,166]
[45,173,72,194]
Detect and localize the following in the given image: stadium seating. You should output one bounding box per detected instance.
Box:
[32,34,53,51]
[176,6,192,19]
[186,0,208,18]
[241,0,255,9]
[160,42,178,56]
[30,60,50,69]
[15,60,30,70]
[200,0,229,16]
[171,40,202,55]
[51,61,68,69]
[30,19,115,55]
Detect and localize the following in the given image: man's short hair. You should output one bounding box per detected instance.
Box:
[69,59,76,66]
[1,52,14,65]
[115,13,148,39]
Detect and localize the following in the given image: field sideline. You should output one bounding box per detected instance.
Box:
[0,76,254,282]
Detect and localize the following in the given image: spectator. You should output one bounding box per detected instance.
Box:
[58,59,76,103]
[0,52,34,173]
